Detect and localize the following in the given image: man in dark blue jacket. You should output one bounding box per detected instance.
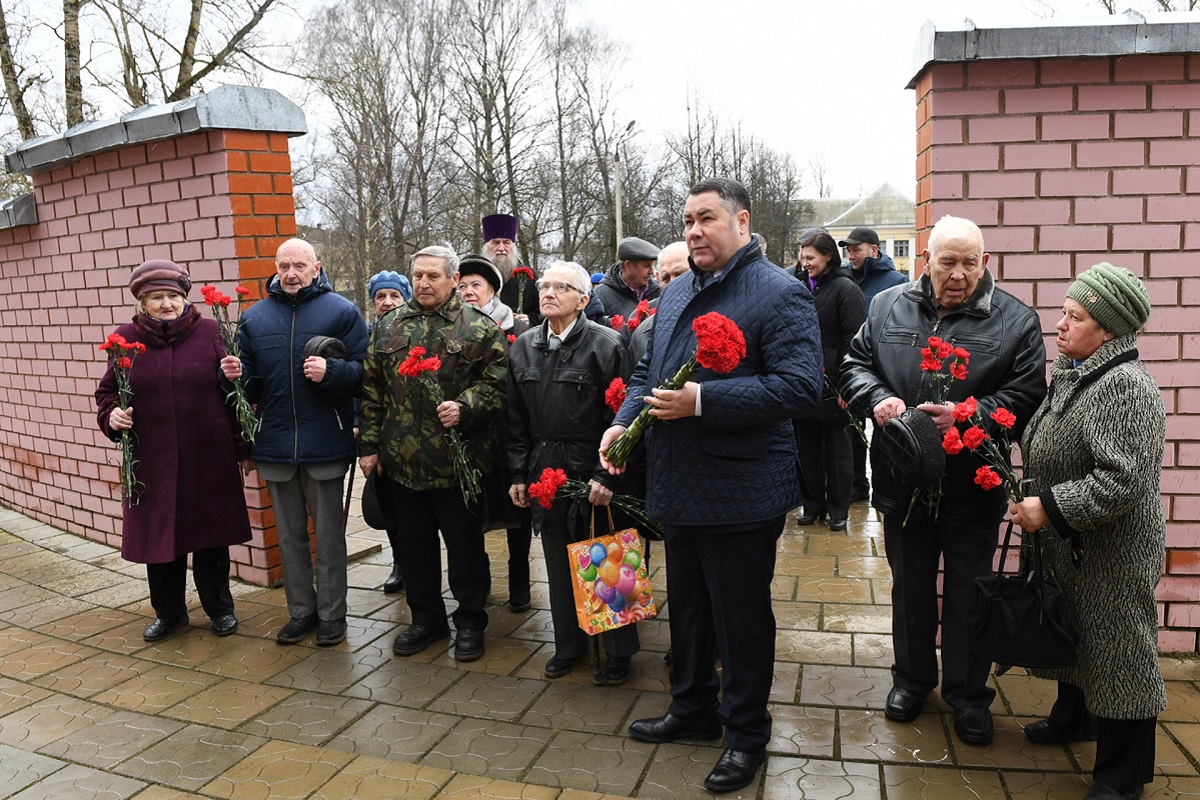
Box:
[601,178,822,794]
[221,238,368,648]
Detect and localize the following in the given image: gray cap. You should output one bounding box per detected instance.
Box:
[618,236,660,262]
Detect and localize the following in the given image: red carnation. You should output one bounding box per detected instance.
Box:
[507,334,517,344]
[990,407,1016,430]
[928,336,944,350]
[935,341,953,359]
[236,286,251,296]
[605,377,627,415]
[943,427,964,455]
[962,426,988,450]
[952,397,977,422]
[513,266,536,281]
[974,466,1003,491]
[627,316,642,331]
[610,315,626,330]
[692,312,746,373]
[117,356,132,369]
[954,347,970,360]
[949,362,968,380]
[398,346,441,378]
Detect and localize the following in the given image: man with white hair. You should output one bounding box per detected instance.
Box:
[507,260,641,684]
[840,216,1046,746]
[358,245,508,663]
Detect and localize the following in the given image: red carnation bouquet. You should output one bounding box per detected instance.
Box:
[526,467,662,540]
[922,335,970,403]
[603,312,746,467]
[397,346,482,506]
[610,301,655,334]
[99,333,148,506]
[942,396,1023,503]
[200,284,258,444]
[512,266,536,314]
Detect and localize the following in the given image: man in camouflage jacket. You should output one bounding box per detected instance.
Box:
[359,245,508,662]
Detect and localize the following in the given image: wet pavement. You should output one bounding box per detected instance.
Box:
[2,499,1200,799]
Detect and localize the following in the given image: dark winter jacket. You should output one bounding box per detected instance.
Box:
[96,308,251,563]
[500,271,542,326]
[359,292,508,491]
[838,270,1047,520]
[231,271,368,465]
[508,317,627,533]
[794,263,866,422]
[614,239,822,526]
[593,262,662,328]
[850,250,907,309]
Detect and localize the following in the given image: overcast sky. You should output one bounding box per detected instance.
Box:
[576,0,1117,202]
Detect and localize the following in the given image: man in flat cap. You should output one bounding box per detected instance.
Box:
[838,226,909,504]
[482,214,541,327]
[594,236,662,332]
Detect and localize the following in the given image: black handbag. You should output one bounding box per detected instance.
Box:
[971,521,1078,673]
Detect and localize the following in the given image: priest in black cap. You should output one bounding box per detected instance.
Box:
[482,213,541,326]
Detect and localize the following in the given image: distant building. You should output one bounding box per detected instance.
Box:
[796,183,916,276]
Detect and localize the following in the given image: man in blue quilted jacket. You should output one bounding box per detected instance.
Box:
[600,178,822,793]
[220,238,368,648]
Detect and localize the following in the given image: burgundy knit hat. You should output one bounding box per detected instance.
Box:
[129,259,191,299]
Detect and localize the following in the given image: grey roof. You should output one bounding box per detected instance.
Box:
[825,183,915,229]
[5,84,306,176]
[909,10,1200,88]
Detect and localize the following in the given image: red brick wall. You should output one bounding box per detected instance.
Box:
[915,54,1200,652]
[0,129,297,586]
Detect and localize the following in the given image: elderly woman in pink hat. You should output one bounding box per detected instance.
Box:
[95,260,252,642]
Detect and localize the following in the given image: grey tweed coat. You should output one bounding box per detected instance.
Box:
[1023,334,1166,719]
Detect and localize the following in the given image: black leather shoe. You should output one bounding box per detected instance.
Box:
[703,748,765,793]
[392,624,451,656]
[143,616,187,642]
[954,707,994,745]
[884,687,926,722]
[210,615,238,637]
[827,518,848,531]
[276,614,318,644]
[508,593,532,613]
[383,565,405,594]
[454,628,485,661]
[796,511,825,526]
[1084,783,1141,800]
[316,617,347,647]
[604,655,632,686]
[544,652,584,678]
[850,487,870,503]
[628,713,723,744]
[1024,713,1098,744]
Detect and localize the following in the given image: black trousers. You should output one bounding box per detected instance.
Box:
[1054,681,1156,792]
[541,525,639,661]
[664,517,783,752]
[795,419,853,520]
[852,416,871,493]
[507,507,532,601]
[387,484,490,632]
[883,513,998,710]
[145,547,234,621]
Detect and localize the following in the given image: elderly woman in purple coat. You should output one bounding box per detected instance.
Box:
[95,260,252,642]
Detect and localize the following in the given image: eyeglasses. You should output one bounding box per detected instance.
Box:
[536,280,580,294]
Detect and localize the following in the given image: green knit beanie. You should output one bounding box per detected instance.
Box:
[1065,262,1151,337]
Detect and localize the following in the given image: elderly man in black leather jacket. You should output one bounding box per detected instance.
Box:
[508,260,640,686]
[839,215,1047,747]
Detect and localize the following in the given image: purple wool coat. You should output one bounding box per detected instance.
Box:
[95,307,252,564]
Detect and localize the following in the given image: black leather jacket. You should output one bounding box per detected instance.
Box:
[508,316,629,531]
[839,271,1047,519]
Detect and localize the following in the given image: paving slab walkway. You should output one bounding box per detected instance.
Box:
[2,499,1199,799]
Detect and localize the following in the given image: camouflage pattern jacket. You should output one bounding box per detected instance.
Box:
[359,292,508,491]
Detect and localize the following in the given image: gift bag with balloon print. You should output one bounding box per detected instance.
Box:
[568,526,656,635]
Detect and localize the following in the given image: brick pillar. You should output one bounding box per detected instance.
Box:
[0,86,305,586]
[912,18,1200,652]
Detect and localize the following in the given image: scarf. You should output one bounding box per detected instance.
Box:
[131,304,202,349]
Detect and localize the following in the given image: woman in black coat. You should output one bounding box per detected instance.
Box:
[792,231,866,530]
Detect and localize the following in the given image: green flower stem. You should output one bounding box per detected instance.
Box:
[603,357,698,468]
[420,375,482,507]
[558,480,663,540]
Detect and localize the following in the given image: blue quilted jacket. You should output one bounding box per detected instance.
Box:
[232,271,369,464]
[615,239,822,526]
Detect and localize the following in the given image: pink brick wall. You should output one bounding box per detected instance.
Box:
[915,55,1200,652]
[0,131,297,586]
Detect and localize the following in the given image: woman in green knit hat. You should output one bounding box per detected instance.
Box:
[1009,262,1163,800]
